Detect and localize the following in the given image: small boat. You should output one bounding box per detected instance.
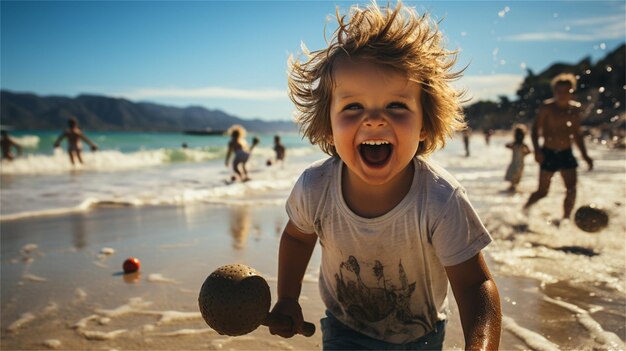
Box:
[183,129,226,136]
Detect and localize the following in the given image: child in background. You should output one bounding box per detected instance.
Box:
[1,130,22,160]
[224,124,259,182]
[271,2,501,350]
[53,117,98,165]
[505,124,531,192]
[273,135,286,165]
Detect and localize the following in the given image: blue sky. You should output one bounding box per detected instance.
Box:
[2,1,624,121]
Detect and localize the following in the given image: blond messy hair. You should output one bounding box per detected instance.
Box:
[288,1,466,156]
[227,124,248,145]
[550,73,577,92]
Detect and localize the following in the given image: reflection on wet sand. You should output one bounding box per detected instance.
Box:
[275,218,284,236]
[72,215,87,249]
[230,206,251,250]
[123,272,141,284]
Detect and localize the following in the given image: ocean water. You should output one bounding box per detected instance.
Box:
[1,131,324,218]
[1,130,624,348]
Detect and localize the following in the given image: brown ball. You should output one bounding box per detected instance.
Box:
[198,264,271,336]
[574,205,609,233]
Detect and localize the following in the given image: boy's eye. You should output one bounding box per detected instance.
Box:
[387,102,408,110]
[343,103,362,111]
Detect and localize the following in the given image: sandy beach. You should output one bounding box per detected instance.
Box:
[1,201,623,350]
[1,133,624,350]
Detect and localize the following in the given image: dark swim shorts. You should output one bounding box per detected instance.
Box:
[541,147,578,172]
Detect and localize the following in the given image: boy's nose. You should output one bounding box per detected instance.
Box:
[363,110,387,127]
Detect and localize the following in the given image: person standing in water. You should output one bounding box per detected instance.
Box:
[504,124,531,192]
[462,128,471,157]
[1,130,22,160]
[224,124,259,182]
[523,73,593,220]
[272,135,286,165]
[53,117,98,165]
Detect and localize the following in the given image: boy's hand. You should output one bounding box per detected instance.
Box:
[584,155,593,170]
[268,298,304,338]
[91,145,98,151]
[534,150,544,163]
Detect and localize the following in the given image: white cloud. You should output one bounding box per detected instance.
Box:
[503,14,625,42]
[568,14,623,26]
[505,32,604,42]
[114,87,286,100]
[455,74,525,104]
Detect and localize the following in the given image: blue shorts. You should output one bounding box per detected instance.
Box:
[321,311,446,350]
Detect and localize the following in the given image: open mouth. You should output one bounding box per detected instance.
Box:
[358,140,393,167]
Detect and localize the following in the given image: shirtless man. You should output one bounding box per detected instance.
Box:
[54,117,98,165]
[523,73,593,219]
[1,130,22,160]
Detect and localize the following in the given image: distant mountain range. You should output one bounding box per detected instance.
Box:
[2,43,624,133]
[0,91,297,133]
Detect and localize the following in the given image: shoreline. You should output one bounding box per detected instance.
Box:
[1,202,624,350]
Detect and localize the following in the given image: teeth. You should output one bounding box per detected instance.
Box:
[361,140,390,146]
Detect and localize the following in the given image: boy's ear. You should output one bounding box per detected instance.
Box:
[418,131,427,142]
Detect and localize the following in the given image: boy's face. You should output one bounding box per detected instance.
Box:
[329,59,425,186]
[553,83,573,105]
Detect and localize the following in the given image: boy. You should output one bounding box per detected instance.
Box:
[224,124,259,182]
[271,2,501,350]
[523,73,593,220]
[53,117,98,165]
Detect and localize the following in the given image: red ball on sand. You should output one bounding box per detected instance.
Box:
[123,257,141,273]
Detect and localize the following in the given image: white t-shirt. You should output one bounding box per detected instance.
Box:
[286,156,492,344]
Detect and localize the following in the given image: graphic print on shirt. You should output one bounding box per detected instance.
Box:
[334,255,429,336]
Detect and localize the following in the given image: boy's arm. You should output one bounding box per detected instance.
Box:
[270,220,317,338]
[10,138,22,154]
[53,133,66,148]
[572,115,593,170]
[446,252,501,351]
[250,137,260,153]
[80,133,98,150]
[530,108,544,163]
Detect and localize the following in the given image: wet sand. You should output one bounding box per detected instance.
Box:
[1,203,624,350]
